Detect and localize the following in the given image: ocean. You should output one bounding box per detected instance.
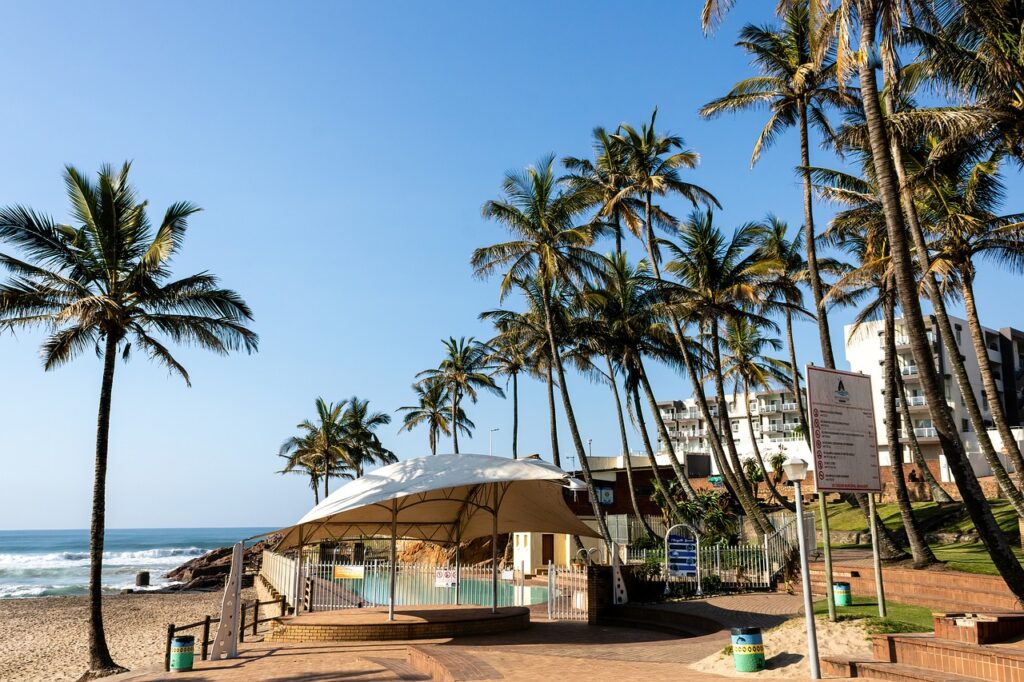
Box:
[0,527,273,598]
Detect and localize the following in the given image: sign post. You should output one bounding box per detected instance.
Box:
[806,366,885,618]
[664,524,700,597]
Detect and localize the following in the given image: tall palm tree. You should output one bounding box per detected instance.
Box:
[340,396,397,477]
[700,0,847,368]
[398,380,471,456]
[417,337,502,454]
[472,154,614,545]
[0,163,257,678]
[720,317,796,511]
[662,209,776,533]
[278,398,352,498]
[480,276,569,466]
[849,0,1024,594]
[613,110,727,518]
[486,336,527,459]
[563,128,642,256]
[922,148,1024,480]
[824,222,935,566]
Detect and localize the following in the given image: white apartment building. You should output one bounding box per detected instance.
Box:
[657,388,813,477]
[844,314,1024,482]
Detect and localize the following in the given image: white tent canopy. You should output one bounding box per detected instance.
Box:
[274,454,597,549]
[270,454,598,619]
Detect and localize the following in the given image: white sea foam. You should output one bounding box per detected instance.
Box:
[0,547,205,570]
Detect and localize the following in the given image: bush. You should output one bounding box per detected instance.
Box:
[632,533,661,551]
[701,574,723,595]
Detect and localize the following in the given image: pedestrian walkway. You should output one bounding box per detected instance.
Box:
[129,593,806,681]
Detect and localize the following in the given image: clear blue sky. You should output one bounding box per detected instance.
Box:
[2,2,1021,529]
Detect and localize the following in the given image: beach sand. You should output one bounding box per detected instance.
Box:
[0,589,255,681]
[690,616,873,678]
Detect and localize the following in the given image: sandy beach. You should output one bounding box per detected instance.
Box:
[0,589,255,682]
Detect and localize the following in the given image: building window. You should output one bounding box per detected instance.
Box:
[955,325,962,346]
[962,419,970,433]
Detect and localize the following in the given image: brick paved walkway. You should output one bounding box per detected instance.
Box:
[127,593,808,681]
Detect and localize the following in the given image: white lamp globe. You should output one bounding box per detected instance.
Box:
[783,457,808,482]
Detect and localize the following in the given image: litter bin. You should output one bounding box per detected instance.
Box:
[731,626,765,673]
[834,581,852,607]
[170,635,195,672]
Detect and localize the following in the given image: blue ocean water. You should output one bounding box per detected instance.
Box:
[0,527,272,598]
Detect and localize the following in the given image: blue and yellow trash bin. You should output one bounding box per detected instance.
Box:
[834,581,852,607]
[170,635,195,672]
[731,626,765,672]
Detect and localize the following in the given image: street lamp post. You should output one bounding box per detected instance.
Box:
[784,456,820,680]
[489,428,500,457]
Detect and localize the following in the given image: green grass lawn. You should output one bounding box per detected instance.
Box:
[930,543,1024,576]
[816,500,1019,536]
[812,594,933,633]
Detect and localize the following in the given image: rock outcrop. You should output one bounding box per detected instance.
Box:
[164,534,281,591]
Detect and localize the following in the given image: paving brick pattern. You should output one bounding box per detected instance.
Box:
[128,593,807,681]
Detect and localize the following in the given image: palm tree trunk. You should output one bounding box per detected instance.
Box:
[451,391,460,454]
[630,382,682,523]
[430,427,437,456]
[897,373,952,503]
[540,292,612,545]
[963,271,1024,477]
[545,362,561,468]
[324,471,329,499]
[512,371,519,460]
[884,294,937,567]
[881,62,1024,514]
[86,335,126,676]
[606,356,658,538]
[786,310,811,445]
[312,479,320,505]
[745,379,794,511]
[709,323,753,487]
[858,0,1024,596]
[637,358,698,499]
[798,99,836,369]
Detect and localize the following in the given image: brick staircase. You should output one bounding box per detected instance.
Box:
[823,613,1024,681]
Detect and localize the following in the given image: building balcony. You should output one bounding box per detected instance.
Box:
[900,427,938,441]
[765,423,784,433]
[781,402,800,412]
[988,346,1002,364]
[901,365,920,378]
[759,405,779,414]
[782,423,801,432]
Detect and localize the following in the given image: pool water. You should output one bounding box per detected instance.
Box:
[352,572,547,607]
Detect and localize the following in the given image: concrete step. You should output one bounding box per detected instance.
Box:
[839,660,981,681]
[876,633,1024,681]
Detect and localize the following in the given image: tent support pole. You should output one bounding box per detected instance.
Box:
[388,501,397,622]
[492,484,498,614]
[455,527,462,606]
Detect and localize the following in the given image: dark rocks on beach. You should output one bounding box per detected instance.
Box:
[164,534,281,592]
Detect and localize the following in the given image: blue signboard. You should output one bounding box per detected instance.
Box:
[666,533,698,578]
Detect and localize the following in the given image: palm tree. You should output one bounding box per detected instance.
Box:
[0,163,257,678]
[850,0,1024,592]
[480,276,569,466]
[563,128,642,255]
[700,0,847,368]
[340,396,397,477]
[398,381,471,456]
[720,317,796,511]
[417,337,502,454]
[662,209,775,534]
[277,432,329,505]
[486,336,527,459]
[472,154,614,546]
[922,148,1024,481]
[278,398,352,498]
[824,222,935,566]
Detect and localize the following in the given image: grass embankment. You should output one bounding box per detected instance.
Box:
[812,594,933,634]
[816,500,1023,576]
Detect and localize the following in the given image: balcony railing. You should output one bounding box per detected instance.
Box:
[901,365,919,376]
[760,405,779,414]
[900,427,938,439]
[782,423,801,432]
[781,402,799,411]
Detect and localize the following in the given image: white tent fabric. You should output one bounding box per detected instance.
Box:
[274,454,598,549]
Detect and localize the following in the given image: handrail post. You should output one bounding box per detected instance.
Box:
[201,615,211,660]
[252,600,259,637]
[164,623,174,672]
[280,594,287,617]
[239,603,246,643]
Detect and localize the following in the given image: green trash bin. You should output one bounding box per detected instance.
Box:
[834,581,852,607]
[731,627,765,673]
[170,635,195,673]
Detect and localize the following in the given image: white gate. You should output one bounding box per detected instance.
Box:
[546,563,588,621]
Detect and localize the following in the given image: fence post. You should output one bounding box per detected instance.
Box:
[252,600,259,636]
[164,623,174,672]
[201,615,211,660]
[239,603,246,643]
[547,561,554,620]
[281,594,287,617]
[764,533,771,588]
